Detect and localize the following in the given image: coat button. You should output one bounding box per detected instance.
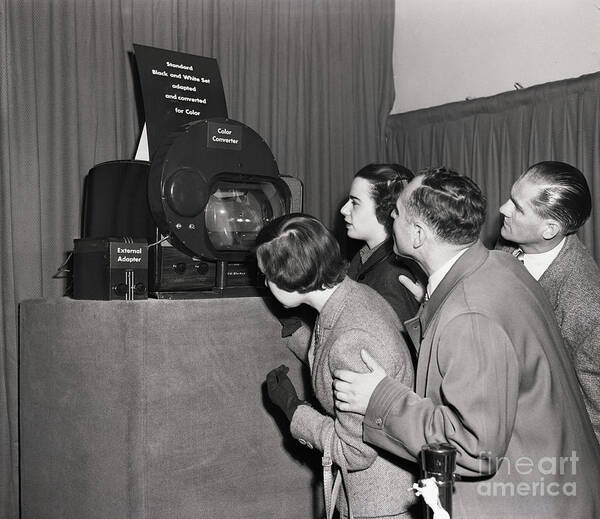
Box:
[298,438,306,445]
[375,417,383,426]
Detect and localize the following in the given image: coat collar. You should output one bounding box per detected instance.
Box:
[420,240,489,333]
[317,276,353,333]
[537,234,585,305]
[538,233,578,284]
[357,239,394,274]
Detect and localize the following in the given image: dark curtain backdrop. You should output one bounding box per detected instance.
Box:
[385,72,600,257]
[0,1,395,516]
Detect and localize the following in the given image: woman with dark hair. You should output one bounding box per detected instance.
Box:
[340,164,424,330]
[257,214,417,519]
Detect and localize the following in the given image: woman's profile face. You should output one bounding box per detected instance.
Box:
[257,259,305,308]
[265,279,304,309]
[340,177,385,244]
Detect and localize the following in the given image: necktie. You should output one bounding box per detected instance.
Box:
[512,248,525,262]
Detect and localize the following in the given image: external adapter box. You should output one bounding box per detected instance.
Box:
[73,238,148,300]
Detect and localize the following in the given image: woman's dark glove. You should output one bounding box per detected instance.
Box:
[266,365,303,421]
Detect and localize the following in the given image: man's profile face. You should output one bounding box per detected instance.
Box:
[499,176,549,247]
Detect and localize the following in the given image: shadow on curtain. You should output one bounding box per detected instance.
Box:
[385,72,600,255]
[0,1,395,517]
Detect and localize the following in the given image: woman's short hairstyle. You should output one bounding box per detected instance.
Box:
[255,214,347,293]
[355,163,414,234]
[521,161,591,235]
[406,167,487,245]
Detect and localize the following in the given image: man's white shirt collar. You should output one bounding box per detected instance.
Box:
[426,247,469,299]
[522,237,566,280]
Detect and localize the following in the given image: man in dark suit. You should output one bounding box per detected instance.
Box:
[497,161,600,443]
[333,169,600,518]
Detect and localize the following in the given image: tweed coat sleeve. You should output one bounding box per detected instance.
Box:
[571,327,600,441]
[363,311,520,476]
[537,235,600,442]
[553,280,600,442]
[291,327,408,472]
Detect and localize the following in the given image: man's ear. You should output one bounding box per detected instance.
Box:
[542,220,561,240]
[412,221,426,249]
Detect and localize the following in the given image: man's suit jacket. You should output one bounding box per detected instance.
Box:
[290,277,417,518]
[527,235,599,442]
[362,242,600,518]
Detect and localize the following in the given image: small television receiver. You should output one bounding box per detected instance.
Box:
[147,117,297,295]
[80,119,301,297]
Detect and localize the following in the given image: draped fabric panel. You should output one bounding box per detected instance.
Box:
[385,72,600,256]
[0,1,395,516]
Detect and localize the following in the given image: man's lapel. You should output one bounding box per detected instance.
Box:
[417,241,489,339]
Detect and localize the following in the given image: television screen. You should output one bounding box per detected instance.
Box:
[205,180,287,251]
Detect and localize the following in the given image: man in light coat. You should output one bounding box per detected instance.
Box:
[333,169,600,518]
[497,160,600,442]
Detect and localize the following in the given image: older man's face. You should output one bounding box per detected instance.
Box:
[391,177,420,256]
[499,176,549,247]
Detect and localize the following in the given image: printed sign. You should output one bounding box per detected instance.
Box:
[133,44,228,159]
[109,242,148,269]
[206,121,243,151]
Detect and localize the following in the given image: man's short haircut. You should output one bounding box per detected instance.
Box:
[521,161,591,234]
[255,213,347,293]
[406,168,487,245]
[355,163,414,234]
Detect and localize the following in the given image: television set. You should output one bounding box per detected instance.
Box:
[80,118,302,297]
[146,116,299,296]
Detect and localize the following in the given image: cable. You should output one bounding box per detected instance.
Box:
[148,234,172,248]
[53,251,73,279]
